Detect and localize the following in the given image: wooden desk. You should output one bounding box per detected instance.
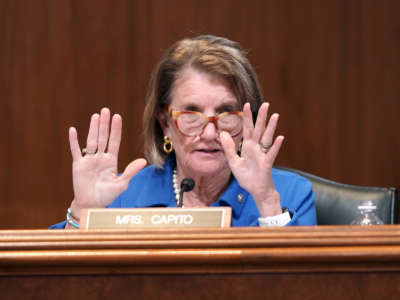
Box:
[1,226,400,299]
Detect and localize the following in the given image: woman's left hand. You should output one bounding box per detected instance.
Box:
[220,102,284,217]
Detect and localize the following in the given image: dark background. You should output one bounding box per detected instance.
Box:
[0,0,399,229]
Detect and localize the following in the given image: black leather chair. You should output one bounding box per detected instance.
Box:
[276,167,399,225]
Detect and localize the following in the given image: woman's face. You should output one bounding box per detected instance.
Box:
[163,69,242,177]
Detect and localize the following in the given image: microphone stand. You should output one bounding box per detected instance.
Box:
[178,178,195,208]
[178,190,184,208]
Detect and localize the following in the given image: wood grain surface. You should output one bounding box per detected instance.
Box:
[1,226,400,299]
[2,225,400,274]
[0,0,399,228]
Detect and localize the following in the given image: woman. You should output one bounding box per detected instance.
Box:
[52,35,316,229]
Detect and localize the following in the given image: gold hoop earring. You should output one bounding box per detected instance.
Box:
[163,136,173,153]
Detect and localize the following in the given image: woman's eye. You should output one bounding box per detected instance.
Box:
[184,105,199,112]
[218,105,235,113]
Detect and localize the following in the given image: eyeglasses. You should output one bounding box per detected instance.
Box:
[167,106,243,137]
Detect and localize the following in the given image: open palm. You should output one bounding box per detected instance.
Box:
[69,108,146,216]
[220,103,284,216]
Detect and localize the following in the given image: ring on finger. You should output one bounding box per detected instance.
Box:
[82,148,97,155]
[259,143,272,153]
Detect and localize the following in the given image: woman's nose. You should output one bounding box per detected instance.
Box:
[200,121,218,140]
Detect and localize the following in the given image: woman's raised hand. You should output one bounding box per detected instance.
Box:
[68,108,147,218]
[220,102,284,217]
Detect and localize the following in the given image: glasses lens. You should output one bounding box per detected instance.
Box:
[175,111,243,136]
[218,113,243,136]
[176,113,204,136]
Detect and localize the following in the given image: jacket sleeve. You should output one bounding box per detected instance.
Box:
[271,169,317,226]
[49,220,67,229]
[283,176,317,226]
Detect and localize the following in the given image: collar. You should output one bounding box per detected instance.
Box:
[131,154,177,208]
[139,154,248,218]
[211,177,249,218]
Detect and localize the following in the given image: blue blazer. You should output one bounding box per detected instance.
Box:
[51,155,316,228]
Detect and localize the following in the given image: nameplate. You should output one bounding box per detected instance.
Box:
[80,207,232,229]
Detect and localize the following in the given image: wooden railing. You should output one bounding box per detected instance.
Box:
[1,226,400,299]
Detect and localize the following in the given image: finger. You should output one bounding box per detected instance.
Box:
[108,114,122,156]
[253,102,269,142]
[69,127,82,161]
[117,158,147,182]
[86,113,100,153]
[97,107,111,153]
[260,113,279,147]
[220,131,240,167]
[265,135,284,164]
[242,103,254,139]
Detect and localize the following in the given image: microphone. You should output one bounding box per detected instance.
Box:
[178,178,195,208]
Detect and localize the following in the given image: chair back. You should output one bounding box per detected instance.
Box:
[276,167,398,225]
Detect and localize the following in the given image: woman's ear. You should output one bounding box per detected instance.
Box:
[157,110,169,133]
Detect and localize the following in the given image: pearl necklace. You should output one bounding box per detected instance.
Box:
[172,168,181,206]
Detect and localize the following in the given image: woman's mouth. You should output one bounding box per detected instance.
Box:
[198,149,220,153]
[195,148,223,158]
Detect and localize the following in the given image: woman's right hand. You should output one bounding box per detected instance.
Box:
[68,108,147,219]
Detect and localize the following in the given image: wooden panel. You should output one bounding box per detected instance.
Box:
[1,273,400,300]
[1,226,400,299]
[2,226,400,275]
[0,0,399,228]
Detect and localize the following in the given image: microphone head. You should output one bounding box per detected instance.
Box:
[181,178,195,192]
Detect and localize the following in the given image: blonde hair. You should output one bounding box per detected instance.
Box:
[143,35,263,168]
